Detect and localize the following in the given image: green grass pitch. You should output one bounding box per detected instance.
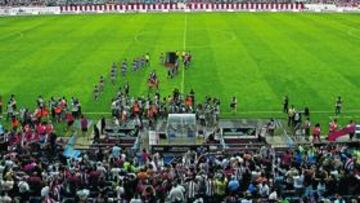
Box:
[0,13,359,128]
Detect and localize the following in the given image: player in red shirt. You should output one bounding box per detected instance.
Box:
[65,112,75,130]
[46,121,54,135]
[11,116,19,131]
[312,123,321,143]
[329,119,338,134]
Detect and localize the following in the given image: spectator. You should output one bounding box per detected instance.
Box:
[168,181,185,203]
[80,114,88,136]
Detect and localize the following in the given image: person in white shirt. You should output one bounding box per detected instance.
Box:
[293,173,304,195]
[130,194,143,203]
[41,186,50,198]
[168,181,185,203]
[76,189,90,202]
[0,192,12,203]
[269,189,278,201]
[116,184,125,201]
[258,182,270,197]
[112,144,122,158]
[96,162,107,174]
[18,180,30,201]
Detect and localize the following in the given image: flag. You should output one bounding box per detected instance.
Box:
[328,126,354,141]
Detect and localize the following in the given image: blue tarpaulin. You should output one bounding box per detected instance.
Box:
[163,155,175,165]
[63,135,81,159]
[0,124,4,135]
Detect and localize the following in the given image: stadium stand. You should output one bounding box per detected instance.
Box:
[0,0,358,16]
[0,90,359,202]
[0,0,358,6]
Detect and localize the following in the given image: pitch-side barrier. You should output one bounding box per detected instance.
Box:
[0,3,358,16]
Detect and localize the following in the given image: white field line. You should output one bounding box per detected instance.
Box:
[181,14,187,93]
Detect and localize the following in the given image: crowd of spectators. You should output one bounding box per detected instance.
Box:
[0,79,359,202]
[0,91,360,202]
[0,126,359,202]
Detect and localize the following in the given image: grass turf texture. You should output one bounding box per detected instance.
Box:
[0,13,359,131]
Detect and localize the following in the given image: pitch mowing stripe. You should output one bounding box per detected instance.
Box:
[181,14,187,93]
[347,27,360,40]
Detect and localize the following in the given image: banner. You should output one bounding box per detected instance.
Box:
[328,126,355,141]
[295,3,299,10]
[57,1,307,14]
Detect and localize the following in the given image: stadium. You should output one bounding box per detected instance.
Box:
[0,0,359,202]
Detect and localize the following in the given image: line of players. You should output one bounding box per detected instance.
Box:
[93,51,192,100]
[93,53,151,100]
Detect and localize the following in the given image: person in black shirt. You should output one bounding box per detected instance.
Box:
[49,132,57,154]
[190,89,195,107]
[124,82,130,96]
[283,96,289,113]
[335,96,342,115]
[230,96,237,113]
[304,106,310,118]
[101,117,106,135]
[93,124,100,143]
[93,85,99,101]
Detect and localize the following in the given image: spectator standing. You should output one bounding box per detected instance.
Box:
[101,117,106,135]
[347,120,356,140]
[303,118,311,140]
[335,96,342,115]
[230,96,237,113]
[283,96,289,113]
[80,115,88,137]
[288,105,296,127]
[329,119,338,134]
[168,181,185,203]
